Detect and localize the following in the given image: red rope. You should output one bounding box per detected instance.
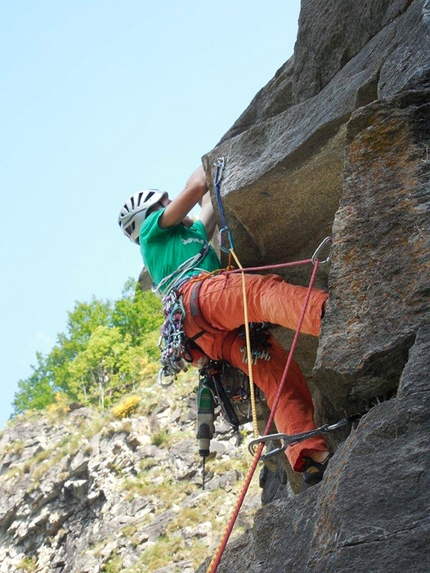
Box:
[263,259,320,433]
[223,258,313,274]
[205,259,321,573]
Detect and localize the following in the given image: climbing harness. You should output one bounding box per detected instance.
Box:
[189,279,220,336]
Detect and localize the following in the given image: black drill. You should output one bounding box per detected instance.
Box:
[196,378,215,488]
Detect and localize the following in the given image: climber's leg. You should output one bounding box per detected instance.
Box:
[191,273,328,336]
[221,330,328,472]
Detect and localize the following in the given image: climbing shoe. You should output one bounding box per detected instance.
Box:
[302,454,333,486]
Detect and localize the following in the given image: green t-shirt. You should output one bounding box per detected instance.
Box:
[139,209,221,292]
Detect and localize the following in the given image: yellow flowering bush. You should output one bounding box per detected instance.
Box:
[112,395,141,419]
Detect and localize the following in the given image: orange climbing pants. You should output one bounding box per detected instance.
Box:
[180,273,329,472]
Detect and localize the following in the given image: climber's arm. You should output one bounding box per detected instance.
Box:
[159,166,208,229]
[199,191,216,240]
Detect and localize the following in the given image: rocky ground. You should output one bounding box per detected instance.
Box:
[0,372,265,573]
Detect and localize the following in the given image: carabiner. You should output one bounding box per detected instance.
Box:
[248,433,289,459]
[214,157,226,187]
[218,226,235,254]
[311,236,332,265]
[158,368,175,388]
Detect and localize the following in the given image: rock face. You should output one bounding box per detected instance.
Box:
[0,385,261,573]
[1,1,429,572]
[195,0,429,571]
[203,0,428,286]
[196,326,430,573]
[316,88,430,412]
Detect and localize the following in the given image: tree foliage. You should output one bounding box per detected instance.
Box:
[13,352,57,413]
[13,280,164,415]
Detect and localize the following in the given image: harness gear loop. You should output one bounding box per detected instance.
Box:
[157,291,193,386]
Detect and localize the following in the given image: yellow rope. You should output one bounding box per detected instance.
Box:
[185,249,259,439]
[228,248,259,439]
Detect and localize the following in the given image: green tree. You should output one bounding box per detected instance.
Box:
[47,298,113,400]
[113,278,163,346]
[12,352,57,413]
[12,280,164,415]
[67,326,130,408]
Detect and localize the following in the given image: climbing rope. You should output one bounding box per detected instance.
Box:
[205,256,322,573]
[213,157,259,437]
[204,158,331,573]
[228,248,259,438]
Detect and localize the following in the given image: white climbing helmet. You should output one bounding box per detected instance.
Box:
[118,189,168,244]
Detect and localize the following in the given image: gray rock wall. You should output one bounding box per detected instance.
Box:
[196,0,430,570]
[203,0,428,285]
[197,325,430,573]
[316,88,430,412]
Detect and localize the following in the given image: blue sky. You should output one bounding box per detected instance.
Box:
[0,0,300,428]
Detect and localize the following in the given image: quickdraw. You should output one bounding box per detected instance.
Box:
[214,157,235,254]
[157,291,192,386]
[248,414,363,460]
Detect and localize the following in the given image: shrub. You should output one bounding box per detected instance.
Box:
[112,396,141,419]
[151,429,169,447]
[16,556,37,572]
[47,392,70,415]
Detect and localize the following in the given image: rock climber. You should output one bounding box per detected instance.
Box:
[118,164,331,485]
